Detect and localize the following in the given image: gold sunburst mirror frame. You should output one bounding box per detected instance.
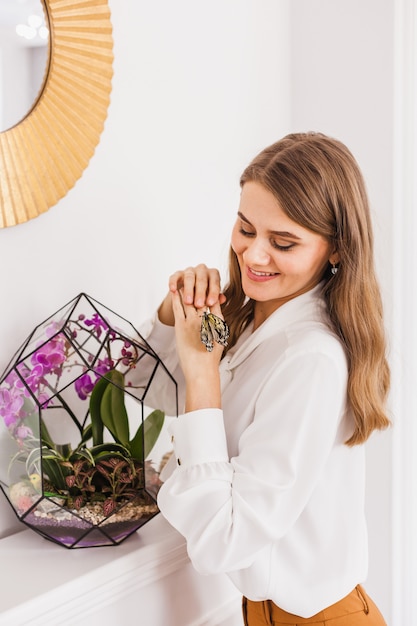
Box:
[0,0,114,228]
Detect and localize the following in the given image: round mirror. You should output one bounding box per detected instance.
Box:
[0,0,49,132]
[0,0,113,228]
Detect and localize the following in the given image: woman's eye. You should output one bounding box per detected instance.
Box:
[239,227,255,237]
[238,224,295,251]
[271,241,296,251]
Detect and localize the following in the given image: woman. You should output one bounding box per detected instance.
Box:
[144,132,390,624]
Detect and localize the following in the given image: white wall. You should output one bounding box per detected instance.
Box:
[0,0,397,623]
[391,1,417,623]
[289,1,395,623]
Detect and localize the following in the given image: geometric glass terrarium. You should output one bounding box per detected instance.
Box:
[0,294,177,548]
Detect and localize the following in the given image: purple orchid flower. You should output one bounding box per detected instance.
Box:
[83,314,109,339]
[75,373,95,401]
[30,335,67,376]
[0,387,25,427]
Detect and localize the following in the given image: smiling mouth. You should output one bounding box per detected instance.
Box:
[249,268,278,277]
[246,267,279,282]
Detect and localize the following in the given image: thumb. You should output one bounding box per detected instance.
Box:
[171,289,186,321]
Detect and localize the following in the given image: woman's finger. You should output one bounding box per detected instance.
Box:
[171,289,202,323]
[182,267,199,305]
[168,270,186,294]
[193,264,212,307]
[168,264,226,309]
[191,264,223,308]
[204,268,223,307]
[171,289,186,320]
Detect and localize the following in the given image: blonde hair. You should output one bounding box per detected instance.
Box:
[222,132,390,445]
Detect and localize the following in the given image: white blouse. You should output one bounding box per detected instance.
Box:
[139,284,368,618]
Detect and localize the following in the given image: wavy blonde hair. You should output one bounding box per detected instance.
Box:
[222,132,390,445]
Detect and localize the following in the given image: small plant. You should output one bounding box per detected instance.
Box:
[0,294,177,547]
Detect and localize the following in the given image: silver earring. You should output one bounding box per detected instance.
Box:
[331,264,338,275]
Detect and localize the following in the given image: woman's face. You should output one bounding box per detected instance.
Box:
[231,181,337,326]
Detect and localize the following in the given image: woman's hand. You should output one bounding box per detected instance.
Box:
[172,290,224,412]
[158,264,226,327]
[158,264,226,412]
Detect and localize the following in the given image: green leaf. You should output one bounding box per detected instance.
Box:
[129,409,165,461]
[25,447,69,491]
[69,443,132,467]
[40,418,56,450]
[89,374,112,446]
[70,447,95,465]
[88,442,130,454]
[80,423,93,446]
[91,450,130,464]
[8,449,28,477]
[26,445,54,475]
[41,457,68,491]
[70,443,130,466]
[100,371,129,447]
[55,443,72,459]
[26,446,42,467]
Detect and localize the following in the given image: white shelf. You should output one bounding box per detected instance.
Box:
[0,514,241,626]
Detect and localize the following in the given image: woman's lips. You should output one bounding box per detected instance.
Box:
[246,266,279,282]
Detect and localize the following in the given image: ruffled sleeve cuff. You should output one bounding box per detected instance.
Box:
[168,408,229,468]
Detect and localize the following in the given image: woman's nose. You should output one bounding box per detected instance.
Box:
[243,238,271,265]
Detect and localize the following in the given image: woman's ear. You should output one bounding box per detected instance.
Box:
[329,251,340,266]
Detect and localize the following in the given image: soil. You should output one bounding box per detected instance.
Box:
[22,497,159,548]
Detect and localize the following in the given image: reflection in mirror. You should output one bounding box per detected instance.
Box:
[0,0,113,228]
[0,0,49,132]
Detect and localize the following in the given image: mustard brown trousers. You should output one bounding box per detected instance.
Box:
[242,585,387,625]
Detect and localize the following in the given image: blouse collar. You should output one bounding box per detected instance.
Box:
[221,283,328,373]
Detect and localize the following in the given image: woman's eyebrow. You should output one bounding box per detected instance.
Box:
[237,211,301,240]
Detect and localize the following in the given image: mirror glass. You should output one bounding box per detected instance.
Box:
[0,0,49,132]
